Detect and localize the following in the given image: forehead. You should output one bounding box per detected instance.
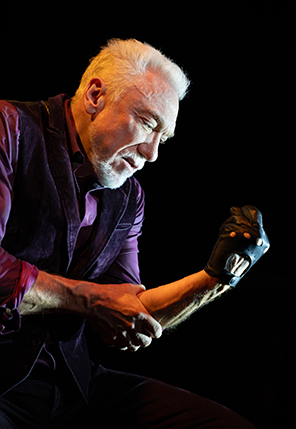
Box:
[136,71,178,111]
[124,71,179,128]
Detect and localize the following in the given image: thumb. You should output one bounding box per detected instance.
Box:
[132,284,146,295]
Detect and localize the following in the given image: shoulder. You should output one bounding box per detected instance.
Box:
[0,100,19,123]
[1,100,46,140]
[5,95,68,133]
[0,106,19,184]
[0,101,20,159]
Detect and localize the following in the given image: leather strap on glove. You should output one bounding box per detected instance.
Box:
[204,205,270,287]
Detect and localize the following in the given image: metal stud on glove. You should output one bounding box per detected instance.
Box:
[204,205,270,287]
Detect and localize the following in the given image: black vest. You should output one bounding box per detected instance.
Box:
[0,95,139,399]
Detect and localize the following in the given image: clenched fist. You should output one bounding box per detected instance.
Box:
[204,205,270,287]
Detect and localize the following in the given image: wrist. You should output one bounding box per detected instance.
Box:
[201,269,223,288]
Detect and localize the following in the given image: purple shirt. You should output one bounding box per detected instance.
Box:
[0,100,144,334]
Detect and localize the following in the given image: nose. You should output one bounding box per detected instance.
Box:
[138,134,160,163]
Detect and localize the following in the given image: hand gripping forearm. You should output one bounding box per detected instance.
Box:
[19,272,162,351]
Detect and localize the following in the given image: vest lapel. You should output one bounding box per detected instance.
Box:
[68,180,132,279]
[46,95,81,271]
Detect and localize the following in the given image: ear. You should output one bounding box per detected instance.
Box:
[84,78,106,119]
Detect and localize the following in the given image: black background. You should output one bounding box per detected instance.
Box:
[1,2,295,428]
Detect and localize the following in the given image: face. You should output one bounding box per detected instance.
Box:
[86,71,179,189]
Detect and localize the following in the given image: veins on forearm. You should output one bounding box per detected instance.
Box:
[153,283,230,329]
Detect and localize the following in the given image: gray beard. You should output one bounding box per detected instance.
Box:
[88,147,130,190]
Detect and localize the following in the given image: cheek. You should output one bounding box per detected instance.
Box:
[90,114,142,159]
[119,116,140,139]
[110,121,142,154]
[88,121,120,157]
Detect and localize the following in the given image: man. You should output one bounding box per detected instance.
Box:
[0,39,269,428]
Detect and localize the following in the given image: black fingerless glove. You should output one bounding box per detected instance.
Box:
[204,205,270,287]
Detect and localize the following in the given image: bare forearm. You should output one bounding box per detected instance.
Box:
[18,271,88,316]
[138,270,230,329]
[19,269,228,331]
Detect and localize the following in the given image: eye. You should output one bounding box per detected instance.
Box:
[137,116,169,144]
[143,123,153,132]
[141,119,154,133]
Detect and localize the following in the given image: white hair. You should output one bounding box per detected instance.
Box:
[73,38,190,104]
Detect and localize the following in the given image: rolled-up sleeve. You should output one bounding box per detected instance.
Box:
[0,101,39,334]
[99,179,145,285]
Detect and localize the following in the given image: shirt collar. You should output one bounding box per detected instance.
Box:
[64,99,105,191]
[64,99,85,168]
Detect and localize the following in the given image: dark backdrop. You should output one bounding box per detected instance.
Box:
[1,3,295,428]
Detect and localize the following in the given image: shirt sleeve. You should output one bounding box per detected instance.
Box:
[98,179,145,285]
[0,101,39,334]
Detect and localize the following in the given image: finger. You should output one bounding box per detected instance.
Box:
[229,206,242,217]
[227,206,262,233]
[129,331,152,348]
[223,208,250,230]
[138,334,152,347]
[241,205,263,228]
[140,314,162,339]
[110,331,131,351]
[128,345,140,352]
[119,331,141,352]
[101,333,128,350]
